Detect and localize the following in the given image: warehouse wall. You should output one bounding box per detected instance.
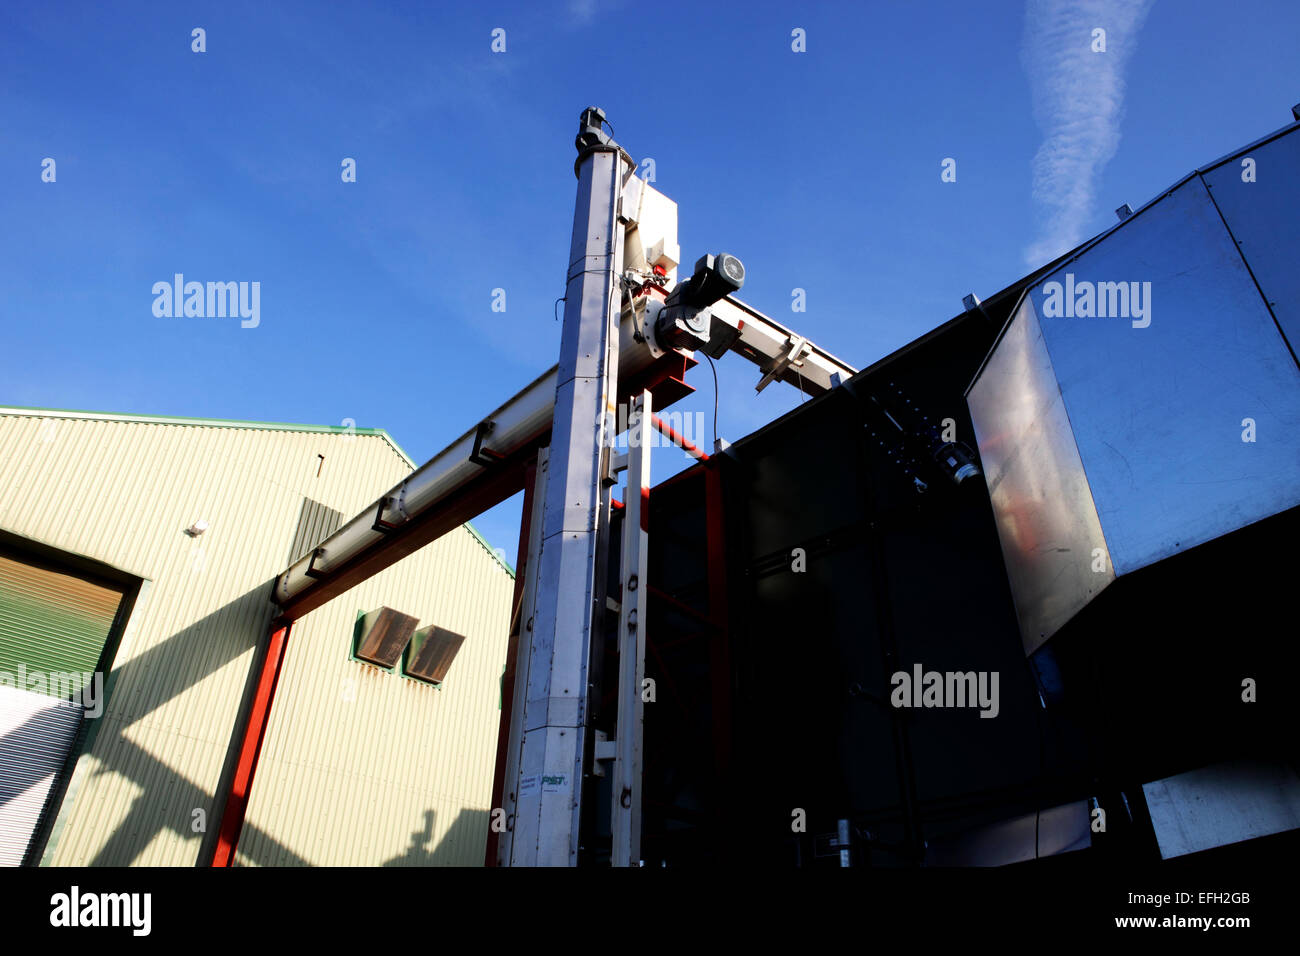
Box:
[0,409,513,866]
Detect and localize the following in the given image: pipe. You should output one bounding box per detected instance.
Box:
[274,329,672,613]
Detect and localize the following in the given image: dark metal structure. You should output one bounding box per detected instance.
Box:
[584,115,1300,867]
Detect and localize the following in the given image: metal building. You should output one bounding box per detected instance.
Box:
[0,408,513,866]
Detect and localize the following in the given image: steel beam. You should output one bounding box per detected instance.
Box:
[611,390,651,866]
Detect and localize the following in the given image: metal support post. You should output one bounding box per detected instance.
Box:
[507,108,630,865]
[611,389,652,865]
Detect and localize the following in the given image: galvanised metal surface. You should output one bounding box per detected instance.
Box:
[1201,123,1300,358]
[494,448,548,866]
[510,137,628,866]
[0,408,513,866]
[968,155,1300,650]
[966,296,1113,654]
[611,390,651,867]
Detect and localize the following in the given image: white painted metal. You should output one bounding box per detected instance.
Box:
[611,390,651,867]
[710,297,857,395]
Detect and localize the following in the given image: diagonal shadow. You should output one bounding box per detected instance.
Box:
[0,577,310,866]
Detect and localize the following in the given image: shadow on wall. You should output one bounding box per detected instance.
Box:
[383,808,490,867]
[0,578,311,866]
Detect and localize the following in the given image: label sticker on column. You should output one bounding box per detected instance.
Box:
[519,774,541,798]
[541,773,568,793]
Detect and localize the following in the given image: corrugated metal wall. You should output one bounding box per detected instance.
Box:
[0,410,513,866]
[236,531,511,866]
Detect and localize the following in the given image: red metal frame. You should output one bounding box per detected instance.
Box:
[211,622,291,866]
[651,415,709,461]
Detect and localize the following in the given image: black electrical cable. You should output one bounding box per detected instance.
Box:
[554,296,565,321]
[705,353,719,451]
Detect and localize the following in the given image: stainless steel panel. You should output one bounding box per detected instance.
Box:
[1202,125,1300,356]
[969,163,1300,650]
[1027,176,1300,575]
[1143,759,1300,860]
[967,296,1113,655]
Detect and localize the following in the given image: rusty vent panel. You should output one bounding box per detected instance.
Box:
[404,625,466,685]
[354,607,419,669]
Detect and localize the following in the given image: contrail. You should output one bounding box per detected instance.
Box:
[1021,0,1155,267]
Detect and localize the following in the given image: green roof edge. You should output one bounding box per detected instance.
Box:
[0,404,516,579]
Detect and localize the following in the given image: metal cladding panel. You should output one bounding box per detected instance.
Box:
[0,686,81,865]
[1024,176,1300,575]
[970,171,1300,647]
[236,527,512,867]
[0,410,512,866]
[1202,125,1300,356]
[967,296,1114,654]
[1143,760,1300,860]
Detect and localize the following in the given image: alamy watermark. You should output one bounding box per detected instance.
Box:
[1041,273,1151,328]
[890,664,999,718]
[50,886,150,936]
[604,403,707,458]
[152,274,260,328]
[0,664,103,718]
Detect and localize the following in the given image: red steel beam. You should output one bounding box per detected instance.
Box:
[212,622,291,866]
[651,415,709,461]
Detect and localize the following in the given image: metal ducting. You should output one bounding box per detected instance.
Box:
[966,122,1300,654]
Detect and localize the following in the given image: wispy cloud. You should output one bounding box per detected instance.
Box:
[567,0,599,26]
[1021,0,1155,267]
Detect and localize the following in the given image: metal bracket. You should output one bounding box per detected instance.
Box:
[303,547,327,580]
[371,496,400,533]
[469,421,506,467]
[755,335,810,393]
[592,730,616,777]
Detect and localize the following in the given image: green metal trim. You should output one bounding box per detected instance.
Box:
[0,405,408,463]
[464,521,515,578]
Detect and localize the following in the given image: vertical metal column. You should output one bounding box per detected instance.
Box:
[488,454,543,866]
[611,389,652,866]
[508,109,630,865]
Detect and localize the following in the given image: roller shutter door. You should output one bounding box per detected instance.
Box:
[0,553,126,866]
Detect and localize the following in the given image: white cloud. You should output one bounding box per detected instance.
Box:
[1021,0,1155,267]
[568,0,598,25]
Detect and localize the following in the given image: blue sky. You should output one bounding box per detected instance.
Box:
[2,0,1298,557]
